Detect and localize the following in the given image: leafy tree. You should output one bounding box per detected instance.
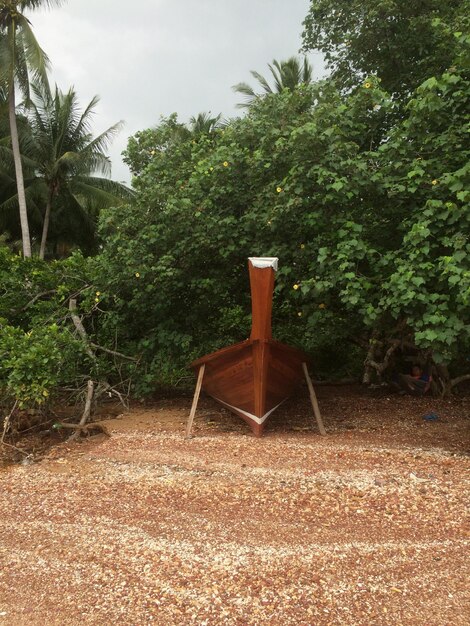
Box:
[99,85,372,386]
[0,244,139,415]
[295,60,470,391]
[27,84,132,258]
[104,40,469,393]
[301,0,469,97]
[124,112,224,178]
[0,245,90,408]
[233,56,313,107]
[2,6,468,409]
[0,0,64,257]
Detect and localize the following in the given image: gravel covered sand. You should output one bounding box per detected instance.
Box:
[0,388,469,625]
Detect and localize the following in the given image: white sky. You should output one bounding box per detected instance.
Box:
[31,0,324,184]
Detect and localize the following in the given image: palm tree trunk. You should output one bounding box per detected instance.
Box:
[8,81,32,258]
[39,190,53,260]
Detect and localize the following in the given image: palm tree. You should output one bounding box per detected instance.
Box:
[0,80,39,244]
[0,0,64,257]
[28,83,132,258]
[233,56,313,108]
[189,112,223,135]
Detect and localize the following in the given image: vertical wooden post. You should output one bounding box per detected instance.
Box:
[185,364,205,439]
[302,363,326,436]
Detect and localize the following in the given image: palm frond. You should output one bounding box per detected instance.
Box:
[71,93,100,140]
[232,82,258,109]
[71,177,132,205]
[18,1,66,11]
[189,112,222,134]
[268,61,284,93]
[15,15,50,94]
[250,70,273,94]
[233,55,314,108]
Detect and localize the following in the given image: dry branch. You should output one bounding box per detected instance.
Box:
[96,382,130,409]
[56,420,109,436]
[68,380,94,442]
[450,374,470,389]
[69,298,95,359]
[1,401,18,444]
[312,378,359,386]
[89,343,137,362]
[69,298,136,363]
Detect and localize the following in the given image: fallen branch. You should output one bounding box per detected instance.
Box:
[96,382,130,409]
[55,420,109,436]
[311,378,359,386]
[1,401,18,444]
[450,374,470,389]
[15,290,56,313]
[68,380,94,442]
[69,298,95,359]
[0,441,30,457]
[69,298,136,363]
[89,343,137,362]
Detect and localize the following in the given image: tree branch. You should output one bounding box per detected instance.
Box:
[450,374,470,389]
[68,380,94,442]
[69,298,136,362]
[69,298,95,359]
[1,401,18,444]
[364,337,400,383]
[89,343,137,362]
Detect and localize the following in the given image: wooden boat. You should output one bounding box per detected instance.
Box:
[187,257,324,437]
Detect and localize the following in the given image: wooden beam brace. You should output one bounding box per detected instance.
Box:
[185,364,205,439]
[302,362,327,436]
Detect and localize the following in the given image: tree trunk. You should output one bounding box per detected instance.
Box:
[362,333,378,384]
[8,75,32,258]
[39,191,53,260]
[435,363,452,398]
[363,333,400,384]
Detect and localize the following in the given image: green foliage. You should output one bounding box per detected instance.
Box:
[0,247,81,404]
[303,62,470,367]
[301,0,469,97]
[0,0,65,257]
[0,245,132,409]
[124,114,196,177]
[1,2,469,406]
[27,83,132,257]
[99,85,383,379]
[0,322,82,406]
[101,35,469,386]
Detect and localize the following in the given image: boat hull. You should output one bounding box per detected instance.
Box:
[191,339,308,436]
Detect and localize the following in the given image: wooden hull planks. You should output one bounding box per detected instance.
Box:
[188,257,313,437]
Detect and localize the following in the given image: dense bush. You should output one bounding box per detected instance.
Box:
[0,247,139,413]
[1,5,468,414]
[98,48,469,392]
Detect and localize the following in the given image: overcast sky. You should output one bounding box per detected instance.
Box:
[31,0,324,184]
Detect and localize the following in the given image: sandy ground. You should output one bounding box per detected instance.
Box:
[0,387,469,625]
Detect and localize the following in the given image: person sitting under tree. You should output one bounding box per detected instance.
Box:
[393,365,432,396]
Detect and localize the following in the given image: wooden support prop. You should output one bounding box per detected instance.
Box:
[302,362,327,436]
[185,364,205,439]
